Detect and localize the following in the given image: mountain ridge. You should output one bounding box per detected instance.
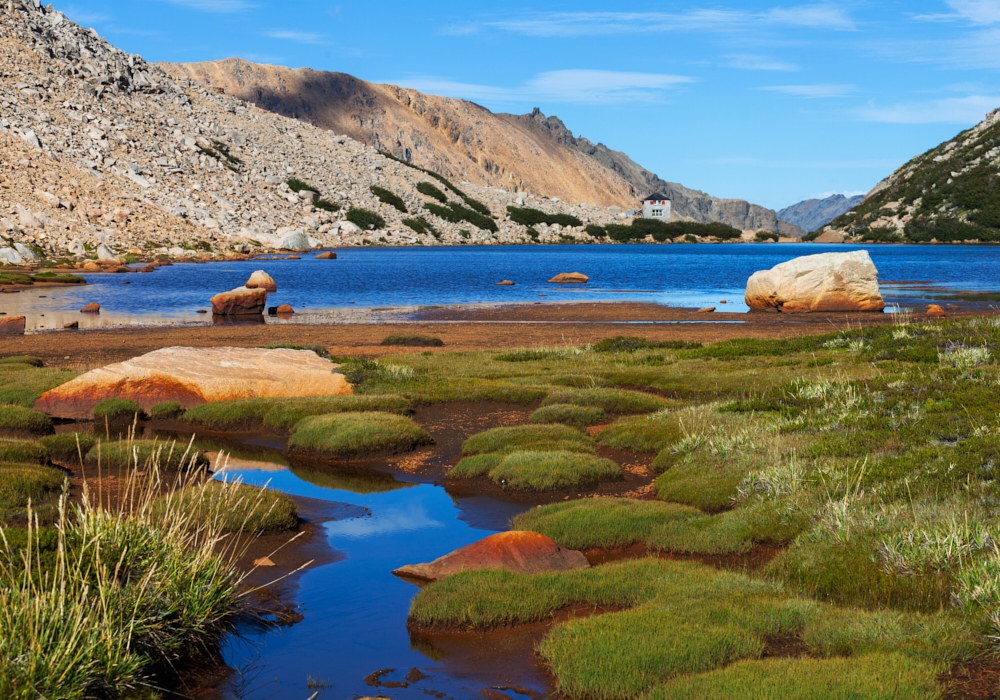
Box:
[778,194,864,233]
[163,59,801,235]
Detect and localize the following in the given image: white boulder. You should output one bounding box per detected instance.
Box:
[745,250,885,313]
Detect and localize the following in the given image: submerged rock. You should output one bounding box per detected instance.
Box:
[210,286,267,315]
[496,280,515,286]
[745,250,885,313]
[245,269,277,292]
[548,272,589,284]
[34,346,352,419]
[392,530,589,582]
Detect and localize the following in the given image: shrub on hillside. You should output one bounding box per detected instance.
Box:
[286,178,319,194]
[507,206,583,228]
[346,207,386,230]
[370,185,408,213]
[416,181,448,203]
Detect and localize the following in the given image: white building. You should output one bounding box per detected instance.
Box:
[641,192,671,221]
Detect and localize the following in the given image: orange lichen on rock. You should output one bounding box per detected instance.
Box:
[210,286,267,315]
[392,530,589,582]
[34,346,352,419]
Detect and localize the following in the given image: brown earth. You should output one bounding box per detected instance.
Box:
[1,301,923,369]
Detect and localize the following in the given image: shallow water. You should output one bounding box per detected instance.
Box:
[5,243,1000,330]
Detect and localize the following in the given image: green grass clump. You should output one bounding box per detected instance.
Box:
[85,440,209,471]
[346,207,386,231]
[0,462,66,514]
[643,654,941,700]
[92,398,147,421]
[0,439,49,465]
[181,395,410,433]
[154,482,297,533]
[513,498,701,550]
[495,349,554,362]
[530,404,606,430]
[542,388,668,415]
[370,185,408,213]
[39,433,96,463]
[451,450,621,491]
[461,423,594,456]
[380,334,444,347]
[0,364,77,407]
[416,181,447,202]
[596,412,681,453]
[654,454,744,511]
[593,337,702,353]
[0,405,53,436]
[288,412,432,459]
[148,401,184,420]
[0,356,43,367]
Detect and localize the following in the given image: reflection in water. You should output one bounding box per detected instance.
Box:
[289,462,415,495]
[217,468,547,699]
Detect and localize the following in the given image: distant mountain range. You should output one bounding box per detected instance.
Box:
[163,59,801,235]
[778,194,865,233]
[822,108,1000,243]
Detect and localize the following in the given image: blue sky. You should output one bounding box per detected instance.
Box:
[61,1,1000,210]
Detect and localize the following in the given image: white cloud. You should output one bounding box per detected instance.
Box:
[460,5,855,37]
[162,0,255,12]
[263,30,328,44]
[947,0,1000,23]
[856,95,1000,123]
[388,69,694,105]
[725,54,799,71]
[759,84,855,98]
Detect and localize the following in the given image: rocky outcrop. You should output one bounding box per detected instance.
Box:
[0,315,25,334]
[548,272,589,284]
[245,270,276,292]
[34,346,352,419]
[745,251,885,313]
[210,286,267,315]
[392,531,589,582]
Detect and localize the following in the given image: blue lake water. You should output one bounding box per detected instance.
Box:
[5,243,1000,331]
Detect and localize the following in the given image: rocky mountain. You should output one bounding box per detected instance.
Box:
[777,194,864,233]
[164,59,800,235]
[0,0,642,263]
[820,109,1000,243]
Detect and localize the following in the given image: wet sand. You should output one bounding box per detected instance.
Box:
[1,301,946,369]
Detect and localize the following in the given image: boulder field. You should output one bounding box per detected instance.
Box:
[34,346,352,419]
[745,250,885,313]
[392,530,589,582]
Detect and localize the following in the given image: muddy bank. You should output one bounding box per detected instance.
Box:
[0,301,945,369]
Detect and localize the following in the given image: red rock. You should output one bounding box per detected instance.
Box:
[287,255,301,260]
[253,556,276,567]
[245,270,277,292]
[139,265,155,273]
[0,315,26,335]
[315,251,337,259]
[548,272,589,284]
[926,304,946,317]
[276,304,294,314]
[63,321,79,329]
[392,531,589,582]
[496,280,515,286]
[34,346,353,419]
[210,286,267,315]
[80,302,100,313]
[696,307,716,313]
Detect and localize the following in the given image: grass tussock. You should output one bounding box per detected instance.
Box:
[85,439,210,471]
[381,334,445,347]
[92,398,147,421]
[530,403,606,430]
[450,450,621,491]
[0,439,49,465]
[0,362,75,407]
[39,433,95,464]
[181,394,411,433]
[149,401,184,419]
[596,411,682,453]
[0,404,53,436]
[288,412,433,459]
[542,388,668,415]
[0,462,66,517]
[461,423,594,456]
[153,481,297,533]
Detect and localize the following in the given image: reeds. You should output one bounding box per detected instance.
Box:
[0,433,290,698]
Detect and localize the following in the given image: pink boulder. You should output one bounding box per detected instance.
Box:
[392,531,589,582]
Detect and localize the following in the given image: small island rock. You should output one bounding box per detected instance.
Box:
[315,251,337,259]
[276,304,294,314]
[548,272,589,284]
[392,530,589,582]
[496,280,515,286]
[245,269,277,293]
[745,250,885,313]
[80,302,100,313]
[210,286,267,315]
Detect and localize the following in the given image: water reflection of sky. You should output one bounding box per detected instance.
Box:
[5,243,999,331]
[220,468,538,699]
